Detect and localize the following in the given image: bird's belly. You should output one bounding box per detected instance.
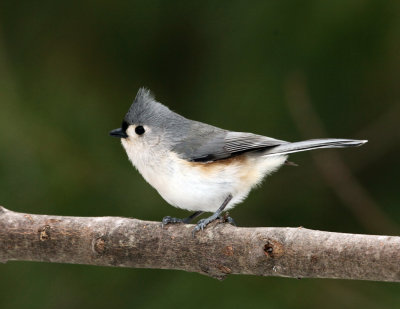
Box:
[159,176,232,212]
[148,162,237,212]
[138,153,287,213]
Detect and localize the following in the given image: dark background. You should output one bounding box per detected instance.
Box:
[1,1,399,308]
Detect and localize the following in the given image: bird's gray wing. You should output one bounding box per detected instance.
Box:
[173,126,287,162]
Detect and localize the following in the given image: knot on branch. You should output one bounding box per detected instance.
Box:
[94,236,107,255]
[263,240,285,258]
[222,245,234,256]
[218,265,232,274]
[38,225,51,241]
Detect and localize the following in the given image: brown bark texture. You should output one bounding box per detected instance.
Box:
[0,206,399,281]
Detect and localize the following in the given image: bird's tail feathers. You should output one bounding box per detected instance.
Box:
[264,138,367,157]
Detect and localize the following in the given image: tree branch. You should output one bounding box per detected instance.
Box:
[0,206,399,281]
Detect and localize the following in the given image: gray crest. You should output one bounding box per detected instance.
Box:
[124,88,186,129]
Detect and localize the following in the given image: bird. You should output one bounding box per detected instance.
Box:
[110,88,367,234]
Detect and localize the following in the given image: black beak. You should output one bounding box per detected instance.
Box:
[109,128,128,138]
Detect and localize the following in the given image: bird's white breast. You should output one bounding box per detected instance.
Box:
[122,139,286,212]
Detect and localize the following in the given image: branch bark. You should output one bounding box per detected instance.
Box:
[0,206,399,281]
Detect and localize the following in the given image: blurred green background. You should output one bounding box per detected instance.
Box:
[1,1,399,308]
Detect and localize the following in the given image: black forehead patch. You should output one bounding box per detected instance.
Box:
[121,120,129,133]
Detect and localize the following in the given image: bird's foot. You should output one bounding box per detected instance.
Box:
[192,213,236,236]
[162,211,205,228]
[192,217,215,236]
[161,216,184,228]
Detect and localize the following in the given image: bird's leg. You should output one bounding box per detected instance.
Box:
[193,194,233,235]
[162,211,204,227]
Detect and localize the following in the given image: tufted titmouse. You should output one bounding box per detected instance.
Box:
[110,88,367,234]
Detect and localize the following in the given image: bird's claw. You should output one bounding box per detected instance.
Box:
[161,216,183,228]
[192,215,236,237]
[192,218,210,236]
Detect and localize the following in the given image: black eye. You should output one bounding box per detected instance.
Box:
[135,125,145,135]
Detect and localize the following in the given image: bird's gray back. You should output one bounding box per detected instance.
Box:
[126,88,287,162]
